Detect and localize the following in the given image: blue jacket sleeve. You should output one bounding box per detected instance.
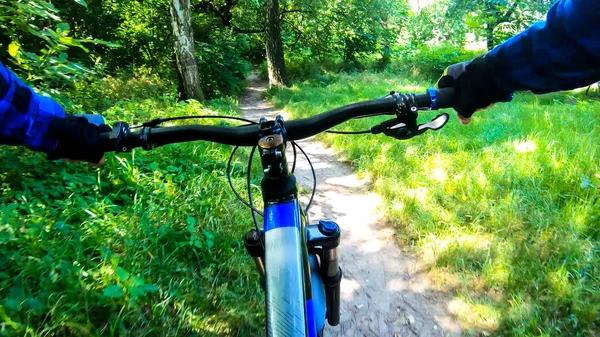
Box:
[489,0,600,94]
[0,61,65,152]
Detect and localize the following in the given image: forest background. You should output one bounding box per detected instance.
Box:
[2,0,599,336]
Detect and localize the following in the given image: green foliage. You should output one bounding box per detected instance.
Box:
[0,1,573,335]
[52,0,173,72]
[445,0,553,49]
[279,0,410,71]
[66,67,172,113]
[258,61,269,81]
[279,45,480,84]
[48,0,252,98]
[0,0,101,97]
[1,0,556,104]
[107,0,172,69]
[0,78,264,336]
[270,73,600,336]
[196,27,252,98]
[285,56,343,82]
[403,2,469,49]
[394,45,483,80]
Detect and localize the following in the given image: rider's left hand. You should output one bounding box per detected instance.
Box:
[46,114,111,165]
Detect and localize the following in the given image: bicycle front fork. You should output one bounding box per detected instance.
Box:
[243,220,343,326]
[243,229,266,288]
[306,220,342,326]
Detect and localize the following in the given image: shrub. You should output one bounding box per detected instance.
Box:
[0,0,115,102]
[391,45,483,79]
[196,29,251,98]
[0,87,263,336]
[67,67,172,113]
[258,61,269,81]
[285,56,344,82]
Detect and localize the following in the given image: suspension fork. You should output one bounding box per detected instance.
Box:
[244,229,266,288]
[306,221,342,326]
[243,220,343,328]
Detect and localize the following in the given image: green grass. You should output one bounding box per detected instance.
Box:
[269,72,600,336]
[0,79,264,336]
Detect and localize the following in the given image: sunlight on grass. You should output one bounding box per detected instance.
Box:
[422,232,493,268]
[513,139,537,153]
[270,72,600,336]
[448,297,500,332]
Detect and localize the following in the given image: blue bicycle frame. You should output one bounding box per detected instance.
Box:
[263,199,326,336]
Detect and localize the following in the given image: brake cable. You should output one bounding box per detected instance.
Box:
[292,141,317,214]
[131,92,446,234]
[234,140,316,248]
[246,145,263,247]
[132,114,272,228]
[227,146,265,217]
[131,115,258,129]
[134,114,315,227]
[326,129,370,135]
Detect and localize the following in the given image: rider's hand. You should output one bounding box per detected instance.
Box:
[46,114,111,164]
[437,53,513,125]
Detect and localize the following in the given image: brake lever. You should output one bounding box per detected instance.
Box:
[109,121,132,152]
[371,113,449,140]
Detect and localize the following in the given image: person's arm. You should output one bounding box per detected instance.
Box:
[437,0,600,122]
[491,0,600,94]
[0,61,110,163]
[0,61,65,151]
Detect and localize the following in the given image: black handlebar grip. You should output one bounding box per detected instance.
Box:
[435,87,455,109]
[414,94,432,108]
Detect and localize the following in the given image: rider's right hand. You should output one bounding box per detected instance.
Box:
[437,53,513,125]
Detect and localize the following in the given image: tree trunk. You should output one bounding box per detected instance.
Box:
[264,0,289,86]
[378,16,391,72]
[485,23,495,51]
[484,1,509,52]
[170,0,204,101]
[378,43,391,72]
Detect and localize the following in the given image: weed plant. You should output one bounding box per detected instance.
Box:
[0,80,264,336]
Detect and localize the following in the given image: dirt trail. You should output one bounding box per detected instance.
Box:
[240,74,461,337]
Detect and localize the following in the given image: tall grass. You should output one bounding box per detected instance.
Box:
[0,79,264,336]
[269,73,600,336]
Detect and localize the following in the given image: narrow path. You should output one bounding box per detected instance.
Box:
[240,75,461,337]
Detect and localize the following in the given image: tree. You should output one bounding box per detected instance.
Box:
[273,0,409,71]
[53,0,174,72]
[0,0,117,101]
[170,0,205,101]
[447,0,553,50]
[194,0,289,86]
[405,2,468,49]
[264,0,289,86]
[481,1,520,51]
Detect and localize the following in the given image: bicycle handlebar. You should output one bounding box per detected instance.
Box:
[99,87,454,152]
